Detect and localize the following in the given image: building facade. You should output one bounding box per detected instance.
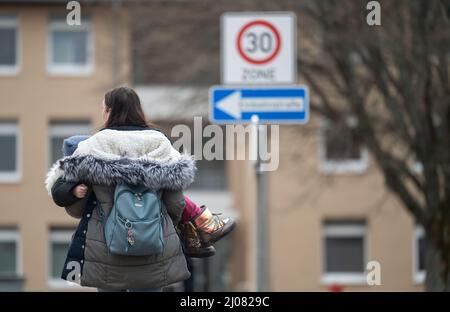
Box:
[0,1,129,291]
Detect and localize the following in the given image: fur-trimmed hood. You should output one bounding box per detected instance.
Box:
[45,129,196,194]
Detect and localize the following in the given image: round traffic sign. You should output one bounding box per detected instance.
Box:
[236,20,281,65]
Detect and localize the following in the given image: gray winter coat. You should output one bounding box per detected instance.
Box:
[45,127,195,289]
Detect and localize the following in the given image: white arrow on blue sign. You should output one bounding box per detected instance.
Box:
[209,86,309,124]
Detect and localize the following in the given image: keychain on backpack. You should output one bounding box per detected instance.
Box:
[127,229,135,246]
[125,220,135,247]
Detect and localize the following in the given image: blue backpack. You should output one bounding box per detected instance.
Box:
[104,183,165,256]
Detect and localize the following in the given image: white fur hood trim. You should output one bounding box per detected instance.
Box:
[45,129,196,194]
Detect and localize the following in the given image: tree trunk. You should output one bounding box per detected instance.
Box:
[425,239,450,291]
[425,209,450,292]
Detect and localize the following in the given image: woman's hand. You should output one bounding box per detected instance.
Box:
[73,184,88,199]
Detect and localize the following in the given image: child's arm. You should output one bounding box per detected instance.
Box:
[52,178,86,207]
[51,177,88,219]
[162,190,185,225]
[51,177,82,207]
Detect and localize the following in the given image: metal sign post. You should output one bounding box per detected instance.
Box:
[252,115,268,292]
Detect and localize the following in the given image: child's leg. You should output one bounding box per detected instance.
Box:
[182,197,236,245]
[181,196,202,224]
[177,196,216,258]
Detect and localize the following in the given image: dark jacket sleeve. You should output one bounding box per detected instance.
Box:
[51,177,81,207]
[162,190,185,225]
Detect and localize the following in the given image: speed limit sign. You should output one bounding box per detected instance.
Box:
[221,12,297,85]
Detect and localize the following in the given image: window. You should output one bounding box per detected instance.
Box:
[0,15,19,75]
[0,229,20,277]
[47,17,93,75]
[49,121,91,165]
[414,226,426,283]
[159,121,227,190]
[188,123,226,190]
[191,158,227,190]
[322,220,367,285]
[49,228,76,287]
[319,116,368,174]
[0,121,20,182]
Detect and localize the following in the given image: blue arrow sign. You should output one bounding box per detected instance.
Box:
[209,86,309,124]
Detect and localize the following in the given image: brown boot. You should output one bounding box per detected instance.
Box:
[177,221,215,258]
[192,206,236,245]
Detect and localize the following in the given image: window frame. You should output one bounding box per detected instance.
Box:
[413,226,426,284]
[0,15,20,75]
[48,229,79,288]
[47,18,94,76]
[321,221,368,285]
[0,229,22,277]
[48,121,91,166]
[319,117,369,175]
[0,121,21,183]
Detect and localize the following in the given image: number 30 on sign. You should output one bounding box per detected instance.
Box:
[221,12,297,85]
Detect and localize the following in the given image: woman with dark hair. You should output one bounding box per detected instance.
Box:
[45,86,234,291]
